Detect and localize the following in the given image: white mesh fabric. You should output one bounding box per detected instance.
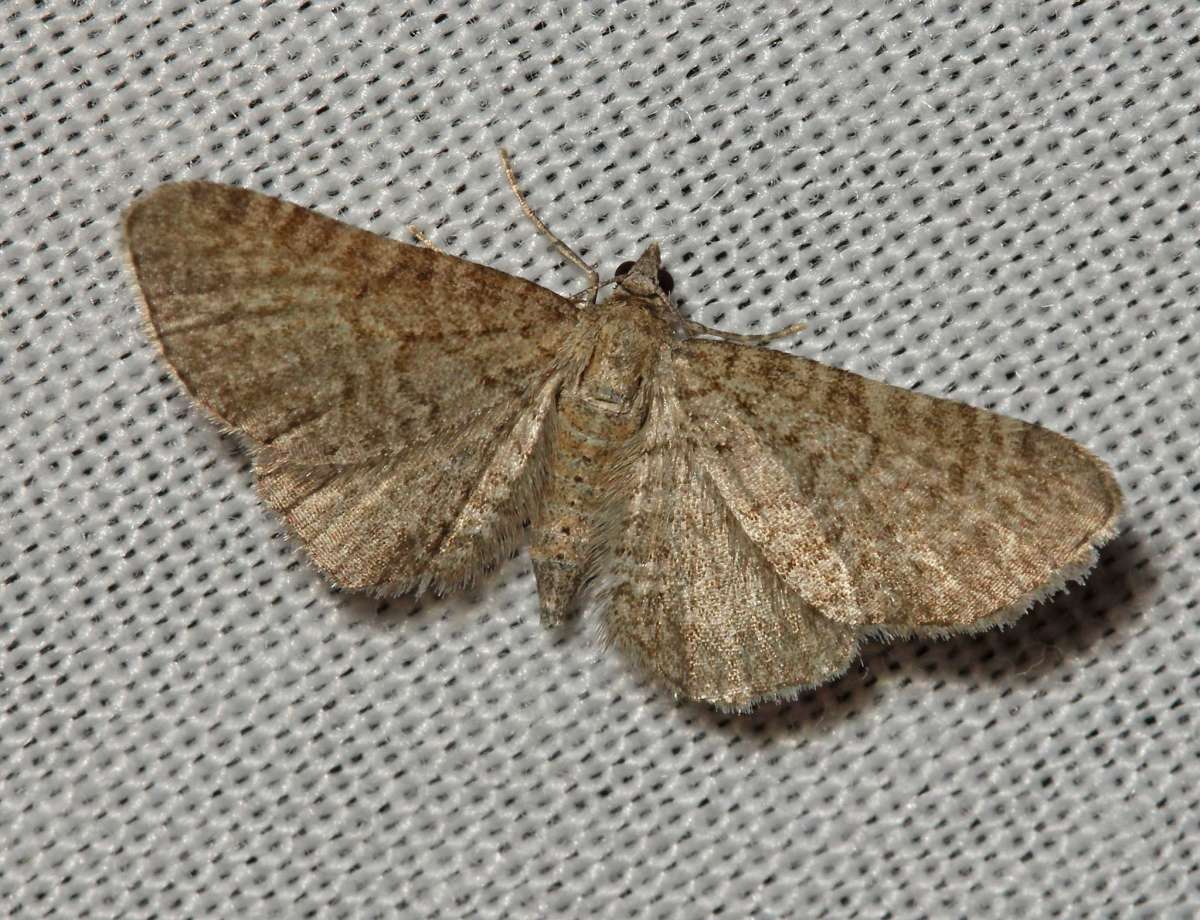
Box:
[1,2,1196,917]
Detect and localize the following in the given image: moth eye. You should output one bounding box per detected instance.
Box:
[657,269,675,295]
[615,260,635,278]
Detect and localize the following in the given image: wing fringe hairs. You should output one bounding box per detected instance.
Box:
[124,178,1123,711]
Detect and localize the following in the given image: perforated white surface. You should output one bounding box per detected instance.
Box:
[2,2,1197,917]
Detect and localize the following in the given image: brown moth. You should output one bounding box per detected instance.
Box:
[123,152,1122,710]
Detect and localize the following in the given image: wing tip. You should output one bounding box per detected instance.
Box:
[121,181,222,293]
[124,180,225,232]
[875,510,1122,646]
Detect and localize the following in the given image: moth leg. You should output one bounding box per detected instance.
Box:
[407,225,447,255]
[569,284,603,305]
[500,148,601,304]
[682,318,807,347]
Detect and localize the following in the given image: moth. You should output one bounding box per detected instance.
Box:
[124,152,1122,710]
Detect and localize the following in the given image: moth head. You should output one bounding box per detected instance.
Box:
[615,243,674,299]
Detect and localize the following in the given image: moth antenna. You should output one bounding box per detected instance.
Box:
[681,318,807,347]
[499,148,601,304]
